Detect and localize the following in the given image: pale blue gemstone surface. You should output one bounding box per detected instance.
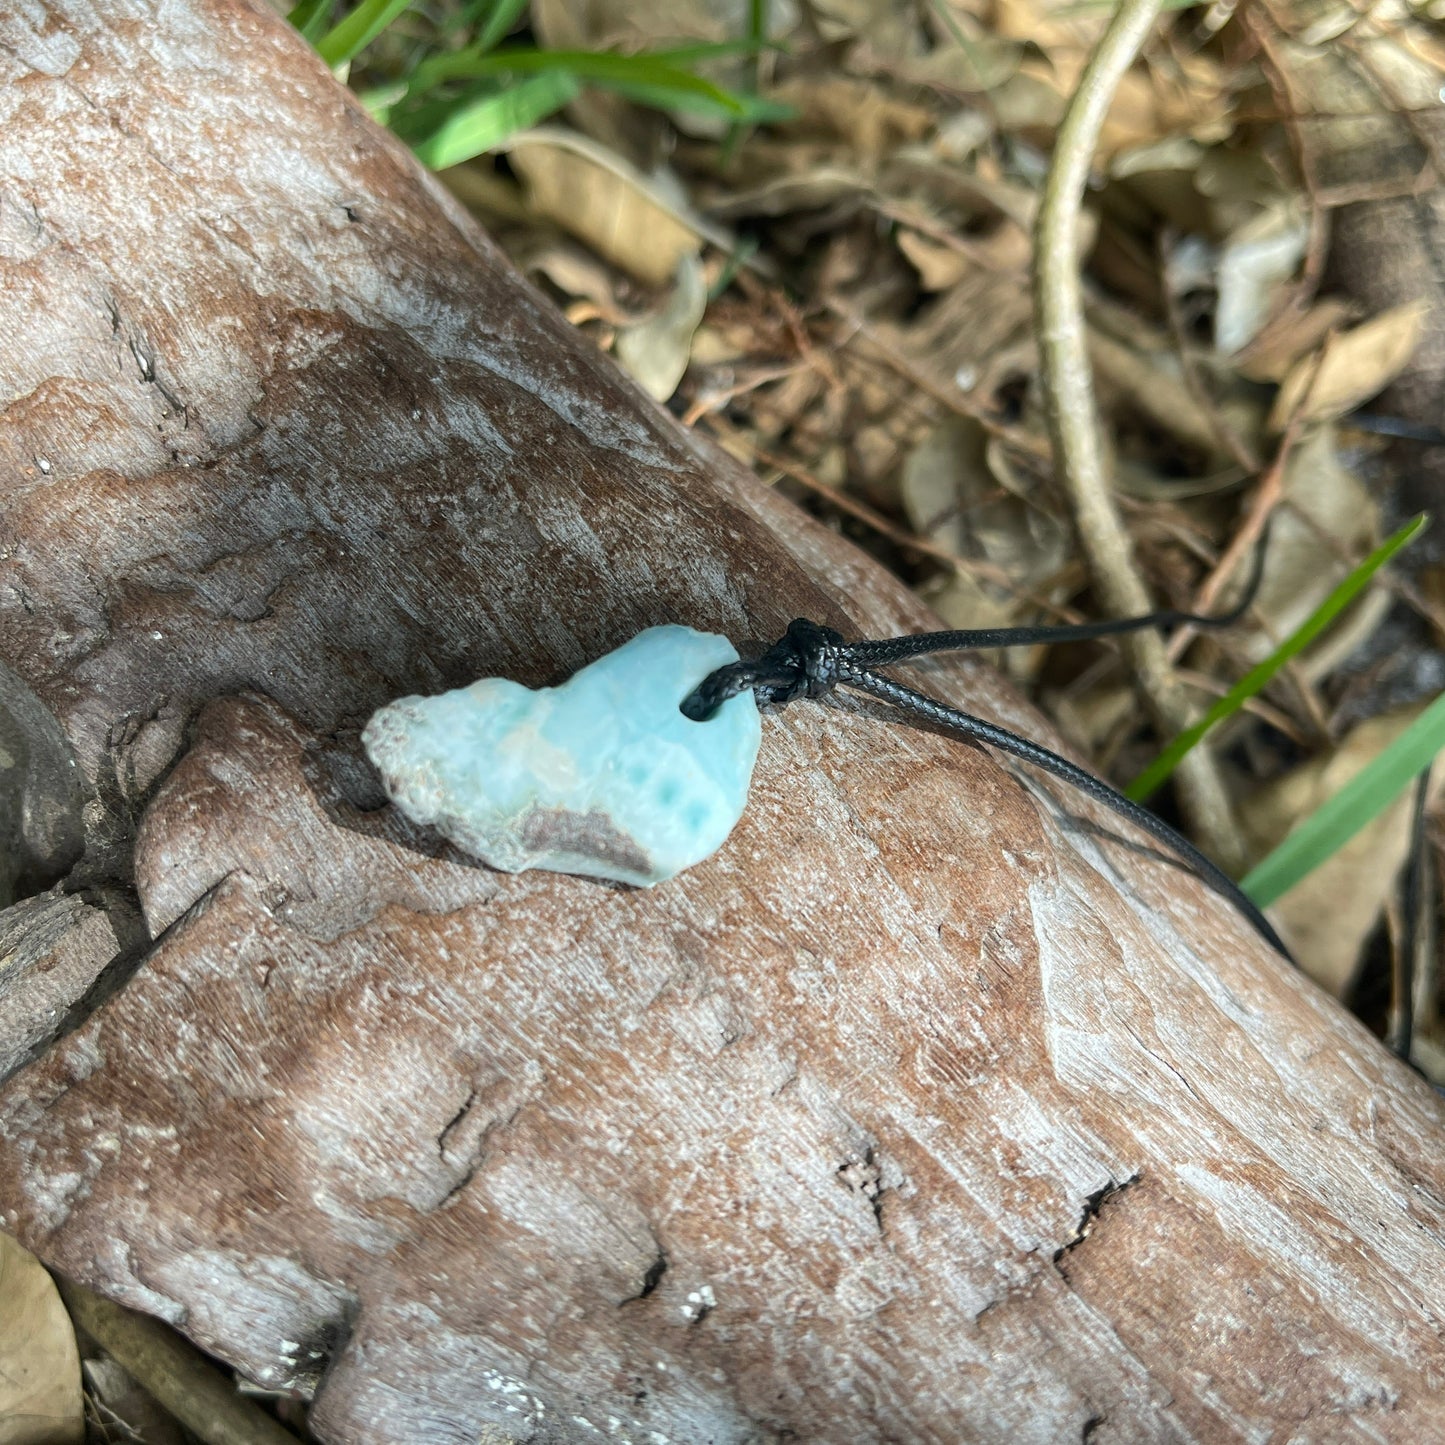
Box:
[362,625,761,886]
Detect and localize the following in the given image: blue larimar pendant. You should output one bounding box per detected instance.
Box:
[363,626,761,886]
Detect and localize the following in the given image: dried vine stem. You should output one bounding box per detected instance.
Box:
[1033,0,1245,873]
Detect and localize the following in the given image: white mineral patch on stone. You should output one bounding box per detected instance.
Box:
[363,625,760,886]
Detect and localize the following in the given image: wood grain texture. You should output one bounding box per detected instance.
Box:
[1,3,1443,1442]
[0,891,120,1081]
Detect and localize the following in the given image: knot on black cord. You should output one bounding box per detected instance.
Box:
[680,618,847,721]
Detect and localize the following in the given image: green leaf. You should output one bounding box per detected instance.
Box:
[287,0,334,43]
[316,0,415,67]
[1127,515,1427,802]
[596,77,791,123]
[410,70,580,169]
[355,80,409,125]
[709,236,760,299]
[413,47,751,117]
[475,0,530,52]
[1242,690,1445,907]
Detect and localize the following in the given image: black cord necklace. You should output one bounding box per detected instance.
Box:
[682,592,1291,963]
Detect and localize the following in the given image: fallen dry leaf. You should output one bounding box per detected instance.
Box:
[614,254,709,401]
[1242,424,1380,664]
[900,414,1069,590]
[896,227,971,291]
[995,0,1233,155]
[517,241,653,327]
[769,75,936,161]
[705,165,872,220]
[1235,297,1357,383]
[1214,200,1310,355]
[504,131,710,288]
[1087,324,1227,461]
[1252,0,1445,202]
[0,1232,83,1445]
[1268,302,1428,429]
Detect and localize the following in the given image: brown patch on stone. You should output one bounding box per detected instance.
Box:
[517,807,653,880]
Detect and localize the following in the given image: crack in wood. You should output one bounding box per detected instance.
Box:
[1053,1172,1142,1269]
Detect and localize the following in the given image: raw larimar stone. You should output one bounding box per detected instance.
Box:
[362,626,761,886]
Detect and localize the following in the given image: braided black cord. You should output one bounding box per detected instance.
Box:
[680,562,1291,957]
[847,517,1270,668]
[849,608,1231,666]
[681,619,847,721]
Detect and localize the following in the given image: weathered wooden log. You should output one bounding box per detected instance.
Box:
[1,3,1443,1441]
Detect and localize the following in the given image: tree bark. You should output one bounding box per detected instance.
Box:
[1,3,1443,1442]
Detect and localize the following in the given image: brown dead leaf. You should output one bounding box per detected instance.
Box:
[992,0,1105,56]
[991,68,1069,136]
[878,265,1037,409]
[436,161,533,226]
[0,1232,83,1445]
[896,228,971,290]
[1243,425,1380,666]
[1269,302,1428,430]
[1247,1,1445,202]
[993,1,1232,156]
[614,255,709,401]
[893,31,1025,95]
[1241,708,1445,995]
[706,166,872,220]
[1048,680,1137,759]
[1235,298,1357,383]
[916,569,1018,634]
[516,242,652,327]
[900,415,1069,589]
[811,0,926,56]
[503,131,712,288]
[768,75,936,161]
[1087,325,1227,461]
[1214,200,1310,355]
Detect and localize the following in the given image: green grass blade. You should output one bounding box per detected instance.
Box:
[355,80,408,124]
[595,77,790,122]
[410,70,580,169]
[413,47,750,116]
[317,0,414,67]
[708,236,760,299]
[287,0,334,43]
[1127,515,1427,803]
[475,0,530,53]
[1242,690,1445,907]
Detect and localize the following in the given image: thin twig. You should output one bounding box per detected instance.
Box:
[1033,0,1245,872]
[56,1278,301,1445]
[1386,768,1431,1060]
